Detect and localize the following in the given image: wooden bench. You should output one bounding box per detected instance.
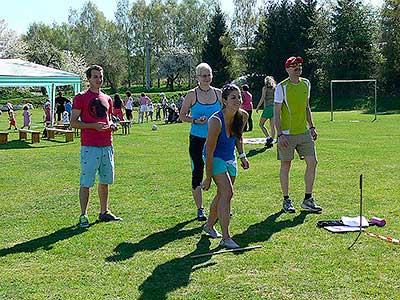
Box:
[46,128,74,142]
[0,131,9,144]
[19,129,41,143]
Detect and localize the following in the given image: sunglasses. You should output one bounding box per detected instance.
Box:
[288,63,302,68]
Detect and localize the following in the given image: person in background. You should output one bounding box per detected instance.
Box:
[274,56,322,214]
[201,83,249,249]
[65,100,72,121]
[256,76,276,148]
[241,84,253,132]
[8,108,17,130]
[148,101,154,121]
[155,103,162,121]
[21,105,32,129]
[177,92,184,114]
[113,93,124,121]
[70,64,122,228]
[124,91,134,121]
[55,91,68,121]
[179,62,222,221]
[161,93,168,120]
[139,93,150,123]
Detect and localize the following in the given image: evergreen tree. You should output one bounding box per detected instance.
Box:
[329,0,375,80]
[201,6,231,87]
[381,0,400,93]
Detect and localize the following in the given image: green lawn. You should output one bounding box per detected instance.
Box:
[0,109,399,299]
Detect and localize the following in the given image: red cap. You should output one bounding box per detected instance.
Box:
[285,56,303,68]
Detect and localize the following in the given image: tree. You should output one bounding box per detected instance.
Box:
[0,20,27,59]
[329,0,376,80]
[381,0,400,93]
[115,0,134,87]
[158,47,191,91]
[201,6,231,87]
[231,0,258,47]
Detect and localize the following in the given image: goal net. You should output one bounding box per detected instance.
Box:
[330,79,377,122]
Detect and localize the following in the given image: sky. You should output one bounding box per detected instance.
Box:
[0,0,384,35]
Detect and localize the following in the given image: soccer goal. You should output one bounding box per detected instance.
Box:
[330,79,377,122]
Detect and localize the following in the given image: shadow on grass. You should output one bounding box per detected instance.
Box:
[246,146,269,158]
[138,235,213,300]
[0,140,45,150]
[106,218,200,262]
[233,210,312,249]
[0,223,95,257]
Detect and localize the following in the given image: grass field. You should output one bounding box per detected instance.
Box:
[0,109,399,299]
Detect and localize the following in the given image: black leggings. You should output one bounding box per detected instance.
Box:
[244,109,253,131]
[189,135,206,190]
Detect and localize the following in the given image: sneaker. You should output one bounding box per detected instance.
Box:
[301,197,322,212]
[197,208,207,221]
[219,238,240,249]
[203,225,222,238]
[282,198,296,213]
[99,211,123,222]
[265,136,274,148]
[79,214,89,228]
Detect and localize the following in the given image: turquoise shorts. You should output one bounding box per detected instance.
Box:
[261,105,274,119]
[80,146,114,187]
[204,156,238,177]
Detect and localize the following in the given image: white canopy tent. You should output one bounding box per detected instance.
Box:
[0,59,81,126]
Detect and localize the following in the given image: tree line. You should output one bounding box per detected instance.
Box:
[0,0,399,104]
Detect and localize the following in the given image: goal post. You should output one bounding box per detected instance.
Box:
[330,79,377,122]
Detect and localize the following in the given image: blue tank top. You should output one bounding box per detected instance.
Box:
[190,88,221,138]
[204,111,236,162]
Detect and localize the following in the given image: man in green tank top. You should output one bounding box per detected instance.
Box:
[274,56,322,213]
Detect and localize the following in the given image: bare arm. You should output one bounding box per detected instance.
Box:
[256,87,266,112]
[201,117,221,191]
[179,90,197,123]
[306,99,317,140]
[274,103,289,148]
[237,109,250,169]
[70,109,109,131]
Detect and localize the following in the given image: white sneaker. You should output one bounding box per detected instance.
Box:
[219,238,240,249]
[203,225,222,238]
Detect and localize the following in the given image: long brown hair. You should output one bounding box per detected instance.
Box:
[222,84,244,139]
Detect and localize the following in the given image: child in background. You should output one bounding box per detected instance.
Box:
[148,101,154,121]
[62,111,70,123]
[44,102,51,126]
[8,109,17,130]
[21,105,32,129]
[155,103,161,121]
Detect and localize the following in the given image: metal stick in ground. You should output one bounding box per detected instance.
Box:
[348,174,363,250]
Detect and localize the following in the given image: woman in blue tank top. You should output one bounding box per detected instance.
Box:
[179,63,222,221]
[201,84,250,249]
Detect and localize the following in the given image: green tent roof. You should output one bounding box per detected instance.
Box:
[0,59,81,125]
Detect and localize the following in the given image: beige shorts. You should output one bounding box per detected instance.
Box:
[277,131,316,161]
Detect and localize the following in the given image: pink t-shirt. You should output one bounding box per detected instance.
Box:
[72,90,113,147]
[241,91,253,111]
[140,96,150,106]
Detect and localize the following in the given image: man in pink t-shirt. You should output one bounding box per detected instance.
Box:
[71,65,122,228]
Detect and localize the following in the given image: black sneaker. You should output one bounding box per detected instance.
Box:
[265,136,274,148]
[99,211,123,222]
[197,208,207,221]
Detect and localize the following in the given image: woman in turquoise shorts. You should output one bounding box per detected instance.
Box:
[256,76,277,148]
[201,84,250,249]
